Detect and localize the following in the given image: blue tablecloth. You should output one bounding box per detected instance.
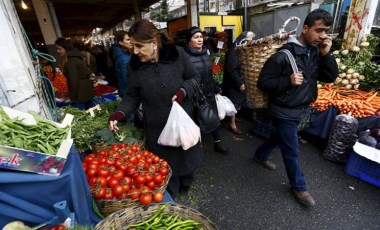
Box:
[0,147,101,228]
[305,107,380,139]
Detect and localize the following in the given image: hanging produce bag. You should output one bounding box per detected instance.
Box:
[215,94,237,119]
[158,102,200,150]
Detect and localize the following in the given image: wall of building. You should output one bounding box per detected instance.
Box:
[199,15,243,41]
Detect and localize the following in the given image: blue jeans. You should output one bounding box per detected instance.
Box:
[255,118,306,191]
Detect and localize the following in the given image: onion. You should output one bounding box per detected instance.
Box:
[335,77,342,83]
[345,84,352,89]
[360,42,370,47]
[346,69,355,74]
[351,46,360,52]
[346,74,352,80]
[352,73,360,78]
[341,79,349,85]
[341,49,349,55]
[350,79,358,85]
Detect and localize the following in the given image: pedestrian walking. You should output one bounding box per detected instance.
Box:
[112,30,132,98]
[223,31,255,135]
[184,26,230,154]
[253,9,339,206]
[108,20,203,200]
[55,38,94,110]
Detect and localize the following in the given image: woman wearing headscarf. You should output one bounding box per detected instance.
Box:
[222,31,255,134]
[55,37,94,110]
[108,20,203,199]
[184,26,230,154]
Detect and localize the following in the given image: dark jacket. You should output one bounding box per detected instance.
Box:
[184,45,219,109]
[222,47,246,106]
[112,45,131,97]
[64,48,94,103]
[116,44,203,177]
[257,36,338,120]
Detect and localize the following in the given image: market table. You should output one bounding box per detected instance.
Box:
[0,146,101,228]
[304,106,380,139]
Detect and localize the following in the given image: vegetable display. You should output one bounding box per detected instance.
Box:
[210,53,225,84]
[0,108,70,155]
[84,143,170,206]
[333,34,380,91]
[310,84,380,118]
[59,102,122,153]
[126,204,202,230]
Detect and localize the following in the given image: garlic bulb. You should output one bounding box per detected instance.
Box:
[346,74,352,80]
[352,73,360,78]
[350,79,358,85]
[341,79,349,85]
[359,75,365,80]
[351,46,360,52]
[335,77,342,83]
[360,42,369,47]
[341,49,349,55]
[354,84,360,90]
[345,84,352,89]
[346,69,355,74]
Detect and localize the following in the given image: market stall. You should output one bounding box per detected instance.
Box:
[0,146,101,227]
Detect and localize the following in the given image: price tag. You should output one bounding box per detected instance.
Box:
[217,41,224,49]
[214,57,220,65]
[86,108,95,117]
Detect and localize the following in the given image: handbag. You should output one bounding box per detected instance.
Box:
[190,79,220,133]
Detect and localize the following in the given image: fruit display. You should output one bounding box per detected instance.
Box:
[83,143,170,207]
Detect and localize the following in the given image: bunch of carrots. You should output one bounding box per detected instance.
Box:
[310,84,380,118]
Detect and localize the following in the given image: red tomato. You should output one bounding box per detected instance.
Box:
[118,163,128,172]
[106,157,116,166]
[153,156,160,163]
[86,168,97,177]
[104,189,113,200]
[88,176,97,186]
[153,174,163,184]
[88,164,99,170]
[122,176,132,185]
[140,193,153,205]
[159,168,169,176]
[98,151,107,157]
[113,185,125,196]
[97,167,110,178]
[145,174,153,183]
[129,156,138,165]
[57,225,65,230]
[93,187,106,199]
[95,177,107,187]
[119,193,129,200]
[107,177,120,188]
[135,174,146,185]
[112,170,125,180]
[129,188,140,200]
[146,180,156,189]
[161,161,169,168]
[153,192,164,203]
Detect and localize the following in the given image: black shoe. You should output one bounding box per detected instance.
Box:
[229,127,242,135]
[214,142,230,154]
[252,156,277,170]
[291,189,316,206]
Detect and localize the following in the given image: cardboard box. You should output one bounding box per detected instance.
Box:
[0,106,73,176]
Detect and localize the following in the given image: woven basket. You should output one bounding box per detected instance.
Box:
[236,16,300,109]
[95,203,218,230]
[94,168,172,217]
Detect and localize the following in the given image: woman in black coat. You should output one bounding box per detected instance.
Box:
[223,31,255,134]
[184,26,230,154]
[108,20,203,199]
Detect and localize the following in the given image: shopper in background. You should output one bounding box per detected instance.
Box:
[55,37,94,110]
[184,26,230,154]
[108,20,203,199]
[202,31,217,55]
[253,9,338,206]
[112,30,132,97]
[223,31,254,135]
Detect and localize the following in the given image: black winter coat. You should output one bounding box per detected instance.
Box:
[257,36,338,120]
[184,45,219,109]
[116,44,203,177]
[64,48,94,103]
[222,47,246,106]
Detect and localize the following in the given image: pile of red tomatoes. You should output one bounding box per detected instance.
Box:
[82,143,170,205]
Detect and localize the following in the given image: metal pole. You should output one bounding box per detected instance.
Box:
[244,0,248,31]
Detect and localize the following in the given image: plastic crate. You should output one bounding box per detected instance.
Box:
[345,151,380,188]
[251,119,275,139]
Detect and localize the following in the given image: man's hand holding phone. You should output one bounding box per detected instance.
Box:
[319,35,332,56]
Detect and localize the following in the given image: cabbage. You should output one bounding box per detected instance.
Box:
[358,135,378,148]
[370,129,380,141]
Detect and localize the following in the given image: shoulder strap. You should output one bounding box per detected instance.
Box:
[278,49,299,74]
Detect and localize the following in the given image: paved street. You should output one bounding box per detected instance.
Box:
[176,112,380,230]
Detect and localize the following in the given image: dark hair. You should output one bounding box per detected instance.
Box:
[115,30,128,42]
[129,20,161,42]
[55,37,73,51]
[304,9,333,27]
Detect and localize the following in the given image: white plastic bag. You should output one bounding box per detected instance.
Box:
[215,94,237,119]
[158,102,200,150]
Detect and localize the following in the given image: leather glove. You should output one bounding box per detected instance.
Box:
[108,111,125,122]
[174,88,186,103]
